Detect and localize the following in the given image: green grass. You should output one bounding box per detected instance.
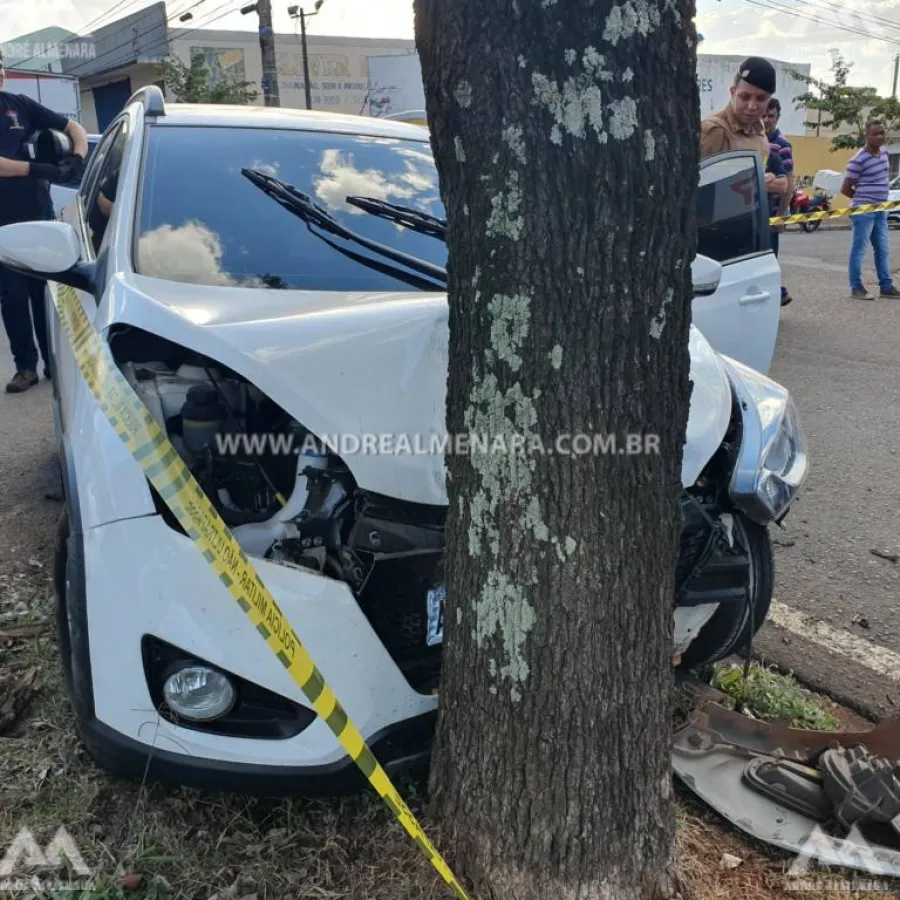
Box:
[711,662,840,731]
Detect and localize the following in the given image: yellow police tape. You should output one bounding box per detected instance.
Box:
[49,281,470,900]
[769,199,900,226]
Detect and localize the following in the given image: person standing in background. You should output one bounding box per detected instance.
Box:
[841,120,900,301]
[0,47,88,393]
[764,97,795,306]
[699,56,789,198]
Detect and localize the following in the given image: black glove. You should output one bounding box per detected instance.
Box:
[29,161,63,182]
[30,156,82,184]
[61,153,85,180]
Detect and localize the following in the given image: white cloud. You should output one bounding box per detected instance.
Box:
[696,0,899,94]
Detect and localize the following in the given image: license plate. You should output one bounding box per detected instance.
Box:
[426,584,445,646]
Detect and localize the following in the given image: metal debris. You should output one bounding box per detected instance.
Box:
[673,673,900,879]
[820,745,900,835]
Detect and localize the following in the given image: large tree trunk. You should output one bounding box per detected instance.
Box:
[414,2,700,898]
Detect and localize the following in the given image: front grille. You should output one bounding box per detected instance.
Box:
[676,520,713,594]
[355,552,443,693]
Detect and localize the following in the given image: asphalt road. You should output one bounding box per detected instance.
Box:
[756,225,900,719]
[0,227,897,721]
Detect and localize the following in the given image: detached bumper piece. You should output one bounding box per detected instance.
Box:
[673,674,900,881]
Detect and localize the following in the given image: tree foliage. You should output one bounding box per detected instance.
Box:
[156,52,259,105]
[791,50,900,149]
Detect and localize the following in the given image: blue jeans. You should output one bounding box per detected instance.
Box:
[849,211,894,290]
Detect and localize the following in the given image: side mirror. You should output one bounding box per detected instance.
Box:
[0,221,96,293]
[691,254,722,296]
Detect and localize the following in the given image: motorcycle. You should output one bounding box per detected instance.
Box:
[790,188,830,233]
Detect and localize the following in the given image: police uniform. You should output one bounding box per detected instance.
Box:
[699,57,776,164]
[0,91,72,390]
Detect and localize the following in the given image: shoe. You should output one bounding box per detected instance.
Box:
[851,287,875,300]
[5,370,40,393]
[781,292,793,306]
[880,285,900,298]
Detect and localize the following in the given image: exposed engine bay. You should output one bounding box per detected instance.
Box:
[109,326,445,693]
[108,325,764,687]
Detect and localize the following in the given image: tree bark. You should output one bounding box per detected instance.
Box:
[413,2,700,898]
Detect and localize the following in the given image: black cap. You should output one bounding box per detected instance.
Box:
[737,56,776,94]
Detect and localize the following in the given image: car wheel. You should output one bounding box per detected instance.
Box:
[801,219,821,233]
[678,513,774,671]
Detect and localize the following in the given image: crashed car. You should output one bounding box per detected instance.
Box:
[0,87,807,792]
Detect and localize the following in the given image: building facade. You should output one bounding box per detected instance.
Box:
[45,1,413,132]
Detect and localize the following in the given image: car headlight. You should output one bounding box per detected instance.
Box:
[722,357,808,525]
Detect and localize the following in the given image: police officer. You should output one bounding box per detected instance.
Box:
[0,48,88,393]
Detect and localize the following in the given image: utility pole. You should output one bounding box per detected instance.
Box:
[241,0,280,106]
[288,1,323,110]
[893,53,899,100]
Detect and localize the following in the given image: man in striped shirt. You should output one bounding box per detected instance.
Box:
[841,120,900,300]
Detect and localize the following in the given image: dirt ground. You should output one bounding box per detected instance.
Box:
[2,589,899,900]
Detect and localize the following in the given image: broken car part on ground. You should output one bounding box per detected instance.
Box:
[674,673,900,881]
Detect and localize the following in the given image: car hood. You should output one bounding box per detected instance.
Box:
[98,275,733,506]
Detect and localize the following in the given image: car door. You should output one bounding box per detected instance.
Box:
[693,149,781,375]
[50,135,101,218]
[52,119,129,435]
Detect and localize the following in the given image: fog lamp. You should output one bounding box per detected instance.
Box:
[163,666,235,720]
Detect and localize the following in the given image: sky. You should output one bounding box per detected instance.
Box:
[2,0,900,96]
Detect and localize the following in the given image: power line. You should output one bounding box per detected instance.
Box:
[793,0,900,37]
[9,0,149,67]
[60,0,240,82]
[743,0,900,48]
[11,0,229,78]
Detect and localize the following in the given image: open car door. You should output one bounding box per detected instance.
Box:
[692,149,781,375]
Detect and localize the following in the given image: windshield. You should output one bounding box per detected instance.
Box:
[134,124,448,291]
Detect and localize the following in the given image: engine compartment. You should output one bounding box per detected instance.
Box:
[108,326,445,693]
[106,325,759,687]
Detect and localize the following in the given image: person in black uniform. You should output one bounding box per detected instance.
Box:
[0,48,88,393]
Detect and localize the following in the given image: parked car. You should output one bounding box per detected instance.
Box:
[0,88,806,793]
[888,174,900,227]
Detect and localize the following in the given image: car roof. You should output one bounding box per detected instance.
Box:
[148,103,431,141]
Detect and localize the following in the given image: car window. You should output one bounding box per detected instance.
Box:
[80,127,122,211]
[83,124,128,255]
[696,155,764,264]
[134,124,446,292]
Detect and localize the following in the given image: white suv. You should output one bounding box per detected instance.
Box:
[0,87,805,793]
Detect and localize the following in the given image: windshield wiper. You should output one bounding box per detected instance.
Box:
[344,196,447,241]
[241,168,447,287]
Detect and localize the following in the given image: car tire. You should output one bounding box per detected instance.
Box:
[678,513,774,671]
[801,219,821,233]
